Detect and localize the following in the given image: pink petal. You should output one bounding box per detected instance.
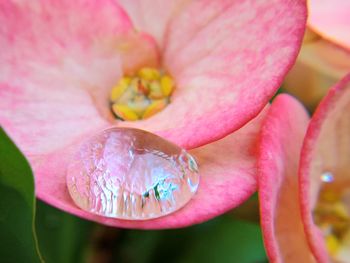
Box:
[0,0,158,155]
[299,73,350,262]
[283,39,350,110]
[122,0,307,149]
[308,0,350,50]
[1,0,307,155]
[258,94,314,262]
[31,107,267,229]
[117,0,183,48]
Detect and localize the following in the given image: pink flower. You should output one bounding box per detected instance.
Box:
[308,0,350,50]
[258,73,350,262]
[0,0,306,229]
[284,0,350,110]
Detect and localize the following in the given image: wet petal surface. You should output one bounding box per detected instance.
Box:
[67,128,199,220]
[32,107,267,229]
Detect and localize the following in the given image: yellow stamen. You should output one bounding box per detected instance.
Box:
[127,95,150,117]
[112,104,139,121]
[110,77,131,102]
[138,67,160,81]
[320,189,339,202]
[313,178,350,261]
[326,235,340,256]
[160,75,174,97]
[110,67,175,121]
[142,99,167,119]
[333,202,349,219]
[149,81,164,99]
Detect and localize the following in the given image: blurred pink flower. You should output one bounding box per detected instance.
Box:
[0,0,306,228]
[308,0,350,50]
[258,73,350,262]
[284,0,350,110]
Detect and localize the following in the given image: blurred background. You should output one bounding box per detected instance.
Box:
[283,29,350,112]
[35,194,266,263]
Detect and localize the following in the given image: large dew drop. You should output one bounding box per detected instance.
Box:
[66,128,199,220]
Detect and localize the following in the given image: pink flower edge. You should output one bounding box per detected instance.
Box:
[299,73,350,262]
[308,0,350,51]
[258,94,314,262]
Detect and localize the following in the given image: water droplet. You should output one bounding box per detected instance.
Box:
[66,128,199,220]
[320,171,334,183]
[313,171,350,261]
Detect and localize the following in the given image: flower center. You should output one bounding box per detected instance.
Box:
[110,67,174,121]
[312,172,350,261]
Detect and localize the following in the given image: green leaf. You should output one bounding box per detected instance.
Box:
[36,200,93,263]
[178,217,267,263]
[0,128,43,263]
[113,215,267,263]
[116,229,164,263]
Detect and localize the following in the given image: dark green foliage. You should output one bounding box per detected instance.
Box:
[0,128,42,263]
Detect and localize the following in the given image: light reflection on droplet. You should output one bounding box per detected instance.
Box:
[320,171,334,183]
[313,171,350,262]
[66,128,199,220]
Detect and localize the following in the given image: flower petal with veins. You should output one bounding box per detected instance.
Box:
[0,0,158,156]
[258,94,314,263]
[299,73,350,263]
[0,0,307,151]
[121,0,307,148]
[118,0,184,47]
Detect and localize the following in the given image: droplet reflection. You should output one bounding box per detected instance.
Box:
[66,128,199,220]
[320,172,334,183]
